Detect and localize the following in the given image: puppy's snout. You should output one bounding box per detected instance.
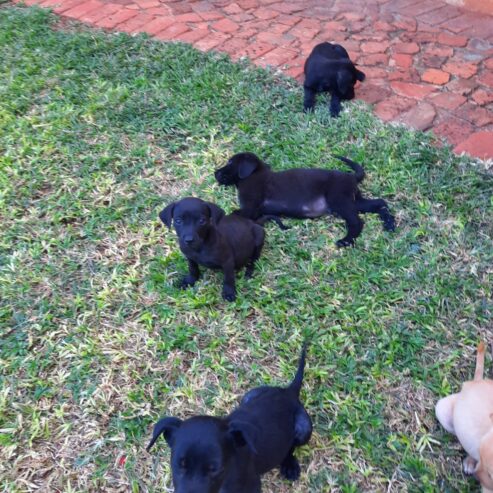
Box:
[183,235,194,245]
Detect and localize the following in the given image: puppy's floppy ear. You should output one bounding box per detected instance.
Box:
[159,203,176,229]
[228,420,259,454]
[206,202,225,225]
[355,69,366,82]
[147,417,182,451]
[337,70,354,97]
[238,157,259,179]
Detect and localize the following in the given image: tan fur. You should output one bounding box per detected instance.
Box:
[435,342,493,492]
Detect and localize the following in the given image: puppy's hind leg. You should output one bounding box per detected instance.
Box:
[356,194,396,232]
[245,225,264,279]
[333,204,363,247]
[329,93,342,117]
[435,393,458,434]
[280,407,312,481]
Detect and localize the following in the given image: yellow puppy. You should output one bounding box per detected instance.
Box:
[436,342,493,492]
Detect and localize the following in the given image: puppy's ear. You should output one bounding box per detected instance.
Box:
[238,158,259,179]
[355,69,366,82]
[147,417,182,451]
[228,420,259,454]
[159,203,176,229]
[206,202,225,225]
[337,70,354,97]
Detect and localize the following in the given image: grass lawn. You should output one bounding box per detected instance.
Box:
[1,5,492,492]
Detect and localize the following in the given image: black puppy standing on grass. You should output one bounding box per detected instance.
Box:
[215,152,396,247]
[147,346,312,493]
[159,197,265,302]
[304,42,365,116]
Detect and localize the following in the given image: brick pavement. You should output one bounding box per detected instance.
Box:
[16,0,493,159]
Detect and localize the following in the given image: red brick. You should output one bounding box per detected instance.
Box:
[79,2,120,23]
[392,15,417,32]
[446,78,477,96]
[484,58,493,70]
[197,11,224,21]
[325,21,347,31]
[276,14,302,26]
[373,20,394,32]
[155,23,190,40]
[270,3,304,14]
[212,18,239,33]
[357,83,392,104]
[237,0,259,8]
[442,60,478,79]
[433,116,474,145]
[236,28,260,39]
[421,69,450,85]
[174,13,202,23]
[454,131,493,160]
[134,0,159,7]
[391,81,437,99]
[392,42,419,54]
[337,11,364,21]
[51,0,84,13]
[174,28,210,44]
[237,41,275,60]
[361,41,390,54]
[194,35,229,51]
[223,2,242,14]
[398,101,436,130]
[118,13,154,33]
[456,103,493,127]
[358,54,389,66]
[437,32,468,47]
[140,16,175,36]
[289,25,320,40]
[390,53,413,69]
[363,67,390,79]
[257,47,298,68]
[429,92,466,110]
[388,68,420,83]
[95,8,138,28]
[478,72,493,88]
[256,31,294,46]
[424,45,454,57]
[215,37,249,58]
[190,1,214,13]
[39,0,66,7]
[472,88,493,106]
[253,7,279,20]
[63,0,104,20]
[374,95,416,121]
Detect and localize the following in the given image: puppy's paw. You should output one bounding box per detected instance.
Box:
[383,217,396,232]
[336,238,354,248]
[463,456,477,475]
[222,287,236,302]
[179,276,197,289]
[280,455,301,481]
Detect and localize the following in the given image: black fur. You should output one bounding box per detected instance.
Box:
[147,347,312,493]
[215,152,396,247]
[304,42,365,116]
[159,197,265,302]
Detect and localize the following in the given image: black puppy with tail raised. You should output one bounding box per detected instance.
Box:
[215,152,395,247]
[147,346,312,493]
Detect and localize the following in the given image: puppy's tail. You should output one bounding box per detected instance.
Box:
[289,344,307,395]
[474,342,486,381]
[333,155,365,183]
[256,215,291,231]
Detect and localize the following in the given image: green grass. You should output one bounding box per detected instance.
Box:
[0,5,492,492]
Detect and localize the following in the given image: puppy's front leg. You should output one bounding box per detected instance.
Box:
[180,259,200,289]
[221,258,236,302]
[303,86,316,112]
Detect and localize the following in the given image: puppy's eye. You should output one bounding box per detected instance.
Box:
[198,218,207,225]
[174,218,182,225]
[207,463,220,475]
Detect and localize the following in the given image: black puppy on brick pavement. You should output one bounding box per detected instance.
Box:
[304,42,365,117]
[160,197,266,302]
[147,346,312,493]
[215,152,396,247]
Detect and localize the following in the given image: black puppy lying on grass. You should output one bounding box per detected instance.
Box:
[304,42,365,116]
[215,152,396,247]
[147,346,312,493]
[159,197,265,302]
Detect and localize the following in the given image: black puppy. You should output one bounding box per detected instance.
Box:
[304,42,365,116]
[215,152,395,247]
[159,197,264,302]
[147,347,312,493]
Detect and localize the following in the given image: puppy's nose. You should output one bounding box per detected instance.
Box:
[183,235,194,244]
